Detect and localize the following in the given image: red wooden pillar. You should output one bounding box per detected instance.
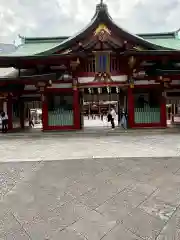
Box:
[7,94,13,130]
[127,87,134,128]
[73,84,80,129]
[42,93,48,131]
[160,91,167,127]
[19,100,24,129]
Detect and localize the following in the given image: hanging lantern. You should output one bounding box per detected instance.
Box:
[164,82,170,88]
[132,69,137,78]
[128,56,136,69]
[48,80,52,86]
[129,77,134,88]
[107,86,111,94]
[159,76,163,81]
[70,58,80,70]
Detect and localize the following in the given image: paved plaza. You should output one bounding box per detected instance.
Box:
[1,132,180,239]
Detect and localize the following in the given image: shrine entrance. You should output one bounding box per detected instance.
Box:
[166,90,180,127]
[11,95,42,131]
[80,86,127,129]
[24,100,42,129]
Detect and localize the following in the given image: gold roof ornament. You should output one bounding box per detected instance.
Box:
[133,45,144,51]
[61,48,72,54]
[94,24,111,36]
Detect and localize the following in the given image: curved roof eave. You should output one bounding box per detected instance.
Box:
[23,3,174,56]
[104,15,170,50]
[34,12,99,56]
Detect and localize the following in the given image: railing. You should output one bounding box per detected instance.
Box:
[134,107,161,124]
[48,108,73,126]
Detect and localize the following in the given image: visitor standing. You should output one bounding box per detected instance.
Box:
[120,109,127,129]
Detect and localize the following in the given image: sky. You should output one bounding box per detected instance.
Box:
[0,0,180,43]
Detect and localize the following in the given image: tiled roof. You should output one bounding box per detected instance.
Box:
[1,3,180,57]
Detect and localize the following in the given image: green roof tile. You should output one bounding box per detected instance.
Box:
[2,4,180,57]
[142,38,180,50]
[2,33,180,58]
[2,42,63,56]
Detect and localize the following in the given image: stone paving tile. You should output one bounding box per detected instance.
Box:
[153,184,180,207]
[1,133,180,160]
[68,208,116,240]
[96,189,147,223]
[0,211,30,240]
[75,173,135,210]
[52,229,87,240]
[122,208,165,240]
[127,182,158,196]
[13,199,92,239]
[0,161,42,200]
[106,174,136,192]
[102,223,142,240]
[65,180,94,199]
[1,155,180,239]
[157,209,180,240]
[75,185,117,210]
[138,195,176,223]
[124,168,159,183]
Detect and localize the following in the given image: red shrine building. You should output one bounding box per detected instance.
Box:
[1,2,180,131]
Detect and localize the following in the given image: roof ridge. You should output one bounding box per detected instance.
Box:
[18,34,69,43]
[138,31,175,37]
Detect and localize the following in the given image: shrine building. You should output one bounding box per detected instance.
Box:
[0,1,180,131]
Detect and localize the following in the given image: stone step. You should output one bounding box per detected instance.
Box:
[1,127,180,138]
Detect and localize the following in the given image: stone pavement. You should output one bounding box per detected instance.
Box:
[1,157,180,239]
[0,132,180,161]
[1,133,180,239]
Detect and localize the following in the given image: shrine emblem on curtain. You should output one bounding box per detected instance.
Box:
[94,51,112,82]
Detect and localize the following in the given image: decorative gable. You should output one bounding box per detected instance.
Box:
[94,24,111,40]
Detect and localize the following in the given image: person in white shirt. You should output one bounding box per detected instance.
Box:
[1,111,8,133]
[110,107,116,129]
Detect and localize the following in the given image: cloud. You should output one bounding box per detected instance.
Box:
[0,0,180,43]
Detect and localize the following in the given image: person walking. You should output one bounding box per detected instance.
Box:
[110,107,116,129]
[1,111,8,133]
[29,117,34,128]
[100,111,104,121]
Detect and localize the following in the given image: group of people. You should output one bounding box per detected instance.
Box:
[0,111,8,133]
[107,107,127,129]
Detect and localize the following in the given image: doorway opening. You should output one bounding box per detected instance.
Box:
[24,101,42,130]
[166,102,180,127]
[81,87,127,129]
